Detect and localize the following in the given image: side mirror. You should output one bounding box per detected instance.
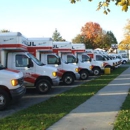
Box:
[76,58,78,63]
[103,58,106,61]
[58,58,61,65]
[27,58,33,68]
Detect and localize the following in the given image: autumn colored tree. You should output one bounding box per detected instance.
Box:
[70,0,130,14]
[81,22,102,48]
[118,19,130,50]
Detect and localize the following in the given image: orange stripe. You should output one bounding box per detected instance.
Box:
[6,68,20,73]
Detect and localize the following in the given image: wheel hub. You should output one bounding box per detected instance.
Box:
[0,95,4,105]
[94,70,99,75]
[65,76,72,84]
[39,83,48,92]
[81,73,87,79]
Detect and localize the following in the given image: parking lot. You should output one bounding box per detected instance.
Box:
[0,76,96,119]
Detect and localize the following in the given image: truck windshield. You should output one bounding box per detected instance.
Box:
[82,54,91,62]
[27,53,45,66]
[67,55,77,63]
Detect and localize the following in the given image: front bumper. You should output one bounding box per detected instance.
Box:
[52,77,60,86]
[75,73,80,80]
[89,70,93,75]
[10,85,26,101]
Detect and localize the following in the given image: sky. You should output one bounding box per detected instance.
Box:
[0,0,130,43]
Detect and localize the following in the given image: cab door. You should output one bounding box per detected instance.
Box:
[14,53,35,86]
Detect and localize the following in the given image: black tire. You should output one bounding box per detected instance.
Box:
[0,90,10,111]
[36,79,51,94]
[63,74,74,85]
[80,70,89,80]
[122,60,126,64]
[93,67,101,76]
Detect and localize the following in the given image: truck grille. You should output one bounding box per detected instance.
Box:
[18,77,24,86]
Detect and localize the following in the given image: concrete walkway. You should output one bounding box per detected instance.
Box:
[47,67,130,130]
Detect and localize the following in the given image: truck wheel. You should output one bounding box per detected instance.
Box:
[0,90,10,111]
[122,60,126,64]
[63,74,74,85]
[36,79,51,94]
[80,70,89,80]
[93,68,101,76]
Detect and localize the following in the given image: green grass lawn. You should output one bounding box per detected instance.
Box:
[113,89,130,130]
[0,66,129,130]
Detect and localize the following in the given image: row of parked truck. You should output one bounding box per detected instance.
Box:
[0,32,128,110]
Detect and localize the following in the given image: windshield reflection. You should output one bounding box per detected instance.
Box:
[27,53,45,66]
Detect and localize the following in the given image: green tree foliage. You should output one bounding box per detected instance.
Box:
[72,34,93,48]
[52,29,65,41]
[69,0,130,14]
[107,31,118,44]
[0,29,10,33]
[72,34,85,43]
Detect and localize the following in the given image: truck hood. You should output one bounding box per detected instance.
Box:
[62,63,79,71]
[36,65,58,72]
[0,69,23,79]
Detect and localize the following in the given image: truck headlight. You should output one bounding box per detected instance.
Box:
[75,68,79,72]
[11,79,18,86]
[52,72,57,77]
[89,65,93,70]
[101,63,104,67]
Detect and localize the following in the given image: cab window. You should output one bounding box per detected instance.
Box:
[16,54,28,67]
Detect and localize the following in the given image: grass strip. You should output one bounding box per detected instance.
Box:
[0,66,128,130]
[113,89,130,130]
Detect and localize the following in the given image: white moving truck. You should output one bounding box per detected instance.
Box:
[0,32,60,94]
[53,42,92,80]
[28,38,80,85]
[0,50,26,110]
[71,43,105,76]
[71,43,94,77]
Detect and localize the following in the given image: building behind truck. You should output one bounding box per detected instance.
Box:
[27,38,80,85]
[0,32,60,94]
[0,44,26,110]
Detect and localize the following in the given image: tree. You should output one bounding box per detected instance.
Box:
[72,34,93,48]
[106,31,118,44]
[72,23,117,49]
[70,0,130,14]
[72,34,84,43]
[52,29,65,41]
[81,22,102,48]
[0,29,10,33]
[118,19,130,50]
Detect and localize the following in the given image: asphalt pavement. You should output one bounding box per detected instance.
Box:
[47,66,130,130]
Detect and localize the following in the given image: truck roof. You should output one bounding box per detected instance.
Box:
[72,43,85,50]
[28,37,52,41]
[0,32,22,36]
